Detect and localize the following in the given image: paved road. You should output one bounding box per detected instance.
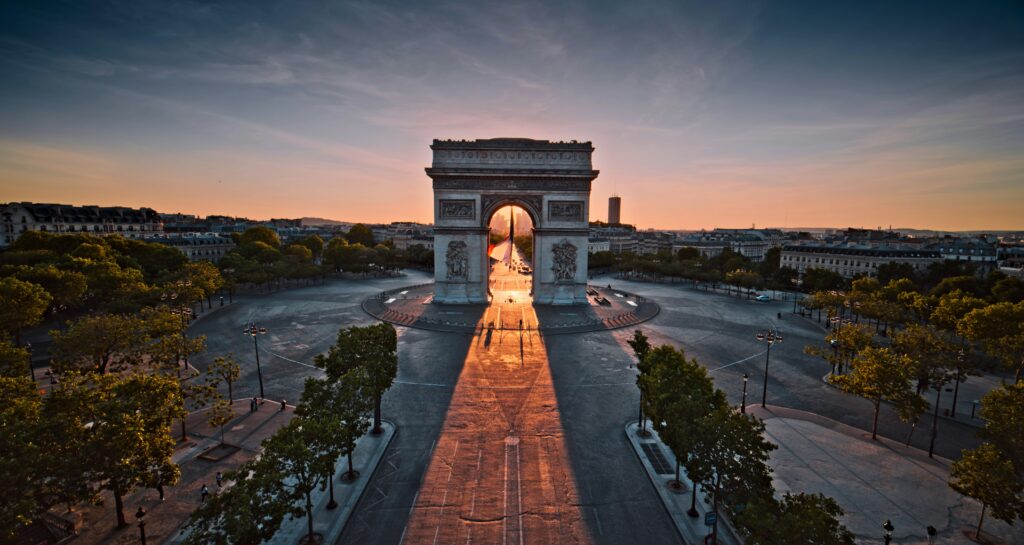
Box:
[596,276,982,460]
[186,271,983,545]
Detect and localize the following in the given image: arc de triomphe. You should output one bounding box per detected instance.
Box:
[428,138,598,305]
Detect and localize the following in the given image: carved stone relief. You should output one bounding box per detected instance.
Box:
[445,241,469,281]
[551,239,578,282]
[548,201,584,222]
[439,199,475,219]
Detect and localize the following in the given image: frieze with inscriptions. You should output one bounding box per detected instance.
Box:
[438,199,476,219]
[433,179,593,192]
[433,149,591,167]
[547,201,584,222]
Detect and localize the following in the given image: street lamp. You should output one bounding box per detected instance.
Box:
[26,342,34,382]
[740,373,748,414]
[755,329,782,408]
[882,519,894,545]
[135,506,147,545]
[245,322,267,399]
[829,338,839,375]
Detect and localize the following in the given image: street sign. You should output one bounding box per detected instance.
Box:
[704,512,717,527]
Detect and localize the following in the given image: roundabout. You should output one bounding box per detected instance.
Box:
[361,282,660,335]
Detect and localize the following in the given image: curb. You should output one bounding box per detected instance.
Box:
[624,422,742,545]
[322,420,397,545]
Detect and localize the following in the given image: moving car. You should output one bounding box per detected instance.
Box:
[755,294,771,302]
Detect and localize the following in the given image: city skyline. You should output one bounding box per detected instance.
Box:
[2,1,1023,230]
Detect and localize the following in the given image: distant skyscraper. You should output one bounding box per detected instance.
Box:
[608,195,621,224]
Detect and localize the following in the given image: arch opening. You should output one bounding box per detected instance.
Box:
[486,204,535,302]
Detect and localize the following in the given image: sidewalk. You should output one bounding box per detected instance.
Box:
[625,422,742,545]
[748,405,1024,545]
[46,399,395,545]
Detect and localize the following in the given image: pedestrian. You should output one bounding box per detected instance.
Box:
[252,397,258,412]
[280,399,287,411]
[156,483,164,501]
[200,484,209,503]
[215,471,223,488]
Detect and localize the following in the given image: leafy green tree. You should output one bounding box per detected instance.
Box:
[0,341,30,378]
[239,226,281,248]
[978,382,1024,473]
[297,374,371,509]
[51,313,144,374]
[284,244,314,262]
[183,455,291,545]
[640,344,727,493]
[690,406,776,544]
[0,276,52,345]
[208,354,242,402]
[51,372,184,528]
[805,323,874,375]
[992,276,1024,303]
[830,347,927,439]
[345,223,375,247]
[315,323,397,433]
[802,267,846,292]
[0,376,45,538]
[949,443,1023,539]
[627,329,652,433]
[207,399,234,445]
[298,234,324,259]
[737,493,855,545]
[959,301,1024,382]
[14,264,87,310]
[876,261,916,284]
[261,417,342,543]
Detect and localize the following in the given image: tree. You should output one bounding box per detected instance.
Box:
[737,493,855,545]
[627,329,652,433]
[298,234,324,259]
[0,341,29,378]
[830,347,927,439]
[876,261,916,284]
[992,276,1024,303]
[260,417,341,544]
[345,224,375,247]
[239,227,280,248]
[978,382,1024,474]
[284,244,314,262]
[801,268,846,292]
[183,455,291,545]
[690,406,777,544]
[805,323,874,375]
[50,313,144,374]
[297,374,371,508]
[949,443,1023,539]
[14,264,87,310]
[51,372,184,528]
[208,354,242,402]
[315,323,397,434]
[0,276,52,345]
[0,376,45,538]
[959,301,1024,382]
[207,399,234,445]
[640,345,727,497]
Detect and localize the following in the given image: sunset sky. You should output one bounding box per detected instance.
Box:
[1,1,1022,230]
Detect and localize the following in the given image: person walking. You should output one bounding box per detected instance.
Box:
[200,484,209,503]
[215,472,223,488]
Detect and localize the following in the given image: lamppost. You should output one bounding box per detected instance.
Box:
[882,519,894,545]
[135,506,147,545]
[755,329,782,408]
[245,322,267,399]
[26,342,34,382]
[829,338,839,375]
[161,284,193,377]
[740,373,748,414]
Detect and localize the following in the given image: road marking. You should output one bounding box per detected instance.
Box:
[466,449,483,545]
[267,351,322,370]
[432,440,459,545]
[395,380,454,388]
[708,350,767,373]
[386,298,397,304]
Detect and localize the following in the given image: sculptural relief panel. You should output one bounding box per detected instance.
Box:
[438,199,476,219]
[547,201,584,222]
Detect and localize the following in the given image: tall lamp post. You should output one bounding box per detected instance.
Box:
[882,519,894,545]
[135,506,147,545]
[740,373,748,414]
[755,329,782,408]
[245,322,267,399]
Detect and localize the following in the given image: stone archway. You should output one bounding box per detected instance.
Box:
[428,138,598,304]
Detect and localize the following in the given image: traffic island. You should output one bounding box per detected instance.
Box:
[625,421,743,545]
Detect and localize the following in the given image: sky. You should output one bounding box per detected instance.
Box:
[1,0,1022,231]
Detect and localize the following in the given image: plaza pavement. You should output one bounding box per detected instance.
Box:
[630,405,1024,545]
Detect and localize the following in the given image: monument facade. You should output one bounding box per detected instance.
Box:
[428,138,598,304]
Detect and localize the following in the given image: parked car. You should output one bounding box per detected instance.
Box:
[755,294,771,302]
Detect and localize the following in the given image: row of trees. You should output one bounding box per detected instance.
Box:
[184,323,398,545]
[600,247,800,295]
[630,331,855,545]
